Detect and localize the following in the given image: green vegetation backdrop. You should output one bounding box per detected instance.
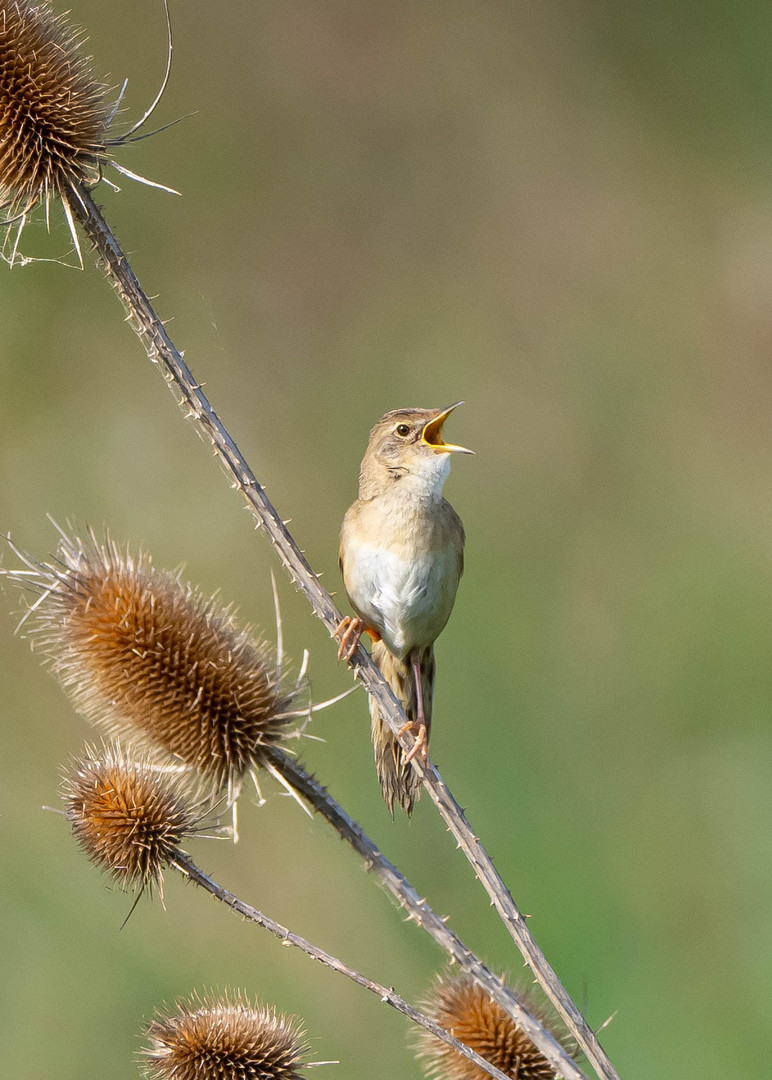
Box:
[1,1,771,1076]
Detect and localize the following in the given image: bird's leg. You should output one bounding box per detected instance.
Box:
[334,616,380,661]
[401,654,429,765]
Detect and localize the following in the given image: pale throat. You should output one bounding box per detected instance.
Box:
[397,452,452,503]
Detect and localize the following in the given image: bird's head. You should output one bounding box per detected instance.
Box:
[358,402,473,499]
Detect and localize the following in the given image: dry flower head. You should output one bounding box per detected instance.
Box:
[0,0,111,220]
[416,973,574,1080]
[5,528,297,801]
[62,742,195,893]
[141,990,309,1080]
[0,0,177,263]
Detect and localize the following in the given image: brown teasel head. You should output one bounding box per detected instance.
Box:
[141,991,309,1080]
[4,528,297,796]
[415,973,575,1080]
[0,1,112,218]
[62,743,195,893]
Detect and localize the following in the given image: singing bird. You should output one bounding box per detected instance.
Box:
[337,403,472,813]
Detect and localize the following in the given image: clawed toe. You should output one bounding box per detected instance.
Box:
[400,721,428,765]
[334,616,365,661]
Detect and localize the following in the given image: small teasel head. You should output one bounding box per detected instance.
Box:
[141,991,310,1080]
[62,742,196,895]
[415,973,575,1080]
[0,1,111,218]
[0,0,177,261]
[4,527,298,802]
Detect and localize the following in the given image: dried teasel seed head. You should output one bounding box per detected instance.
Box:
[141,991,309,1080]
[415,973,574,1080]
[0,0,111,216]
[62,743,195,892]
[5,529,296,796]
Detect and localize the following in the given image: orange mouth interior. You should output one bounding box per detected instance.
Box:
[421,402,473,454]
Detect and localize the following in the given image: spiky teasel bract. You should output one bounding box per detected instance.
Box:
[415,973,575,1080]
[62,742,196,894]
[141,991,310,1080]
[5,527,298,801]
[0,1,111,220]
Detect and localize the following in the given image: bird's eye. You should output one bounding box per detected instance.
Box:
[395,423,411,437]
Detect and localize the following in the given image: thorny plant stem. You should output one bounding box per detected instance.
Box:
[171,850,513,1080]
[265,747,584,1080]
[66,180,620,1080]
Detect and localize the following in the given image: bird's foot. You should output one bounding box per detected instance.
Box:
[399,720,428,765]
[334,616,366,661]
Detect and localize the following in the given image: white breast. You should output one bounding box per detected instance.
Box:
[343,539,458,659]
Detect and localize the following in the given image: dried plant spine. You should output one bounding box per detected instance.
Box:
[0,0,110,218]
[416,973,575,1080]
[6,529,296,800]
[62,742,196,893]
[141,991,309,1080]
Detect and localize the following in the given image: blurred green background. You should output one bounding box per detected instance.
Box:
[2,0,772,1076]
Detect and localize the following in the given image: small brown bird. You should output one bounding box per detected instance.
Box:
[337,403,472,813]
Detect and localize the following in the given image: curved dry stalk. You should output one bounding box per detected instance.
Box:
[63,179,620,1080]
[264,747,584,1080]
[170,850,512,1080]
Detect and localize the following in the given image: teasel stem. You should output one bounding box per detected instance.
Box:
[6,519,578,1078]
[263,747,583,1080]
[61,745,506,1079]
[60,177,616,1080]
[168,850,511,1080]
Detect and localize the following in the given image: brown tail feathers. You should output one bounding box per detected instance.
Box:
[370,640,435,815]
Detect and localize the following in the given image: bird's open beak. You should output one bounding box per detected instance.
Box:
[421,401,474,454]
